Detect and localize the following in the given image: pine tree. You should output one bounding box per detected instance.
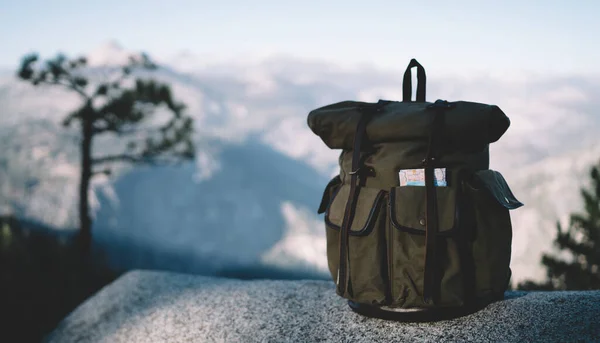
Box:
[16,52,195,256]
[533,165,600,290]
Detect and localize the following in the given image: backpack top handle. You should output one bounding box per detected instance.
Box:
[402,58,427,102]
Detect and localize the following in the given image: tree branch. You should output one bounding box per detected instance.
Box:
[47,61,91,100]
[92,154,148,165]
[92,151,191,166]
[35,78,90,100]
[91,168,112,177]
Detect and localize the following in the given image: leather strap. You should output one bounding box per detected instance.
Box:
[457,175,477,308]
[422,100,454,304]
[402,59,426,102]
[336,104,380,295]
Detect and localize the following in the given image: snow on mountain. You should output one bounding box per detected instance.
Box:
[0,121,79,227]
[86,40,145,67]
[0,75,80,126]
[1,42,600,284]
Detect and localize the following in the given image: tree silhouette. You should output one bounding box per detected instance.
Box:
[519,165,600,290]
[17,52,195,256]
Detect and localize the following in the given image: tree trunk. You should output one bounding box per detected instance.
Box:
[78,110,93,257]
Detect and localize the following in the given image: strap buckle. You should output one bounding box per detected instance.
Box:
[421,157,436,168]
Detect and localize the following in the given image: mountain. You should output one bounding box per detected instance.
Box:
[92,139,329,276]
[506,142,600,281]
[86,41,145,67]
[1,42,600,284]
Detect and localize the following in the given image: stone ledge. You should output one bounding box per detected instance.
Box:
[45,270,600,343]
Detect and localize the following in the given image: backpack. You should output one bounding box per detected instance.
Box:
[307,59,523,321]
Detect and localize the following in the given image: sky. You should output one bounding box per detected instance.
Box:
[1,0,599,75]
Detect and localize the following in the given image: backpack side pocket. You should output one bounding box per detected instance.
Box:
[466,170,522,299]
[324,184,388,305]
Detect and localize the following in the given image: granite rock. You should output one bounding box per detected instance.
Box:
[45,270,600,343]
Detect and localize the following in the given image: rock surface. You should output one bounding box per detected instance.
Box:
[46,270,600,343]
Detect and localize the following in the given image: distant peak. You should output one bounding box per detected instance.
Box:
[97,40,125,52]
[86,40,140,67]
[173,49,196,59]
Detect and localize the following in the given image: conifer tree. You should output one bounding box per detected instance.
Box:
[17,52,195,255]
[522,165,600,290]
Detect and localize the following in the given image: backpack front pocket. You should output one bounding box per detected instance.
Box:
[388,185,464,308]
[324,184,388,305]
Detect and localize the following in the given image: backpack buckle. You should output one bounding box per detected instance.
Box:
[348,166,375,176]
[421,157,436,167]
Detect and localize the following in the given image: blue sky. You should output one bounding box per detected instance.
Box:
[1,0,598,74]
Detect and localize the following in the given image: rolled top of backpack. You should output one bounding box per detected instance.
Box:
[307,100,510,150]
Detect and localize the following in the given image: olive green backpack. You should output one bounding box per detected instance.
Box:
[308,59,523,321]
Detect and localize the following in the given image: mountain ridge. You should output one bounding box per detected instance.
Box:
[2,44,600,283]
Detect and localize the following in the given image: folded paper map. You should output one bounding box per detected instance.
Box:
[399,168,447,187]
